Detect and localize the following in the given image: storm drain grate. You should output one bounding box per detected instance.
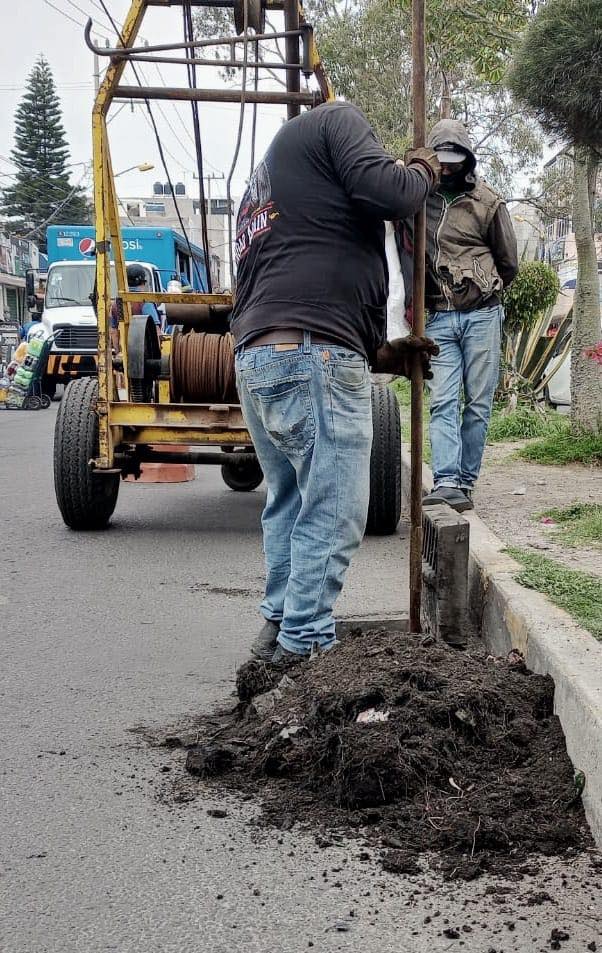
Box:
[421,504,470,644]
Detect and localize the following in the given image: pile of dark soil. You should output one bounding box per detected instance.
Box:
[175,628,593,879]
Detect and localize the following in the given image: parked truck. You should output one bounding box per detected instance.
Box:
[32,225,207,395]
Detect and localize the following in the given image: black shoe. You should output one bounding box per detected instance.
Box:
[460,487,474,506]
[250,619,280,662]
[271,643,304,665]
[422,486,474,512]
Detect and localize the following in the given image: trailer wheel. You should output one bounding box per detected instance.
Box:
[54,377,120,530]
[23,395,42,410]
[221,457,264,492]
[366,383,401,535]
[40,394,51,409]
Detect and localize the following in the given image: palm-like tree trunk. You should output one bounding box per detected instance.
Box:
[570,146,601,433]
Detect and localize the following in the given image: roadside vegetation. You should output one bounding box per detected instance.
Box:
[506,547,602,639]
[535,503,602,549]
[517,428,602,466]
[487,405,565,442]
[391,378,431,462]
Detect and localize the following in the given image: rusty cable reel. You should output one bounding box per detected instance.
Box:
[233,0,265,35]
[170,331,238,403]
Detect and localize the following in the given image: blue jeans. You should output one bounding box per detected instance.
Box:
[235,332,373,655]
[426,305,503,489]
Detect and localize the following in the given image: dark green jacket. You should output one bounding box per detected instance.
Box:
[424,119,518,313]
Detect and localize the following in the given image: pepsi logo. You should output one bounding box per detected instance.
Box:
[79,237,96,257]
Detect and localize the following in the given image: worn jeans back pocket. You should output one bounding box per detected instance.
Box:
[247,376,316,455]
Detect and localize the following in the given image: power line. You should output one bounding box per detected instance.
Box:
[61,0,113,39]
[42,0,111,41]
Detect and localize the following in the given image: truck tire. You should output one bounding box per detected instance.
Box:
[221,457,264,492]
[54,378,120,530]
[366,383,401,536]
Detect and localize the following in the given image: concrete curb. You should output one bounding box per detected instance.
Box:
[400,446,602,846]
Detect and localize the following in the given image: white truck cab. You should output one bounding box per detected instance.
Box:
[40,259,163,392]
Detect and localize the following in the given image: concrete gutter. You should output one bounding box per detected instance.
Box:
[400,447,602,846]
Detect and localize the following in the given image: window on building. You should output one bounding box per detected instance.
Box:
[144,202,166,215]
[556,218,571,238]
[127,203,141,217]
[210,199,231,216]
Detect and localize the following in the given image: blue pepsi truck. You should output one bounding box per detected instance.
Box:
[35,225,207,393]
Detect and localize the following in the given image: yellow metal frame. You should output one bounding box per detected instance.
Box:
[92,0,333,469]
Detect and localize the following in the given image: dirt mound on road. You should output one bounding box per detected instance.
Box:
[177,628,593,879]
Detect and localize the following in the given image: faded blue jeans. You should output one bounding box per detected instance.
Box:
[426,304,503,489]
[235,332,373,655]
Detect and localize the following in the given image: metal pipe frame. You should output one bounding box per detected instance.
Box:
[116,85,320,105]
[92,0,333,470]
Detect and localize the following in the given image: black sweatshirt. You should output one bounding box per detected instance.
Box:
[230,102,430,362]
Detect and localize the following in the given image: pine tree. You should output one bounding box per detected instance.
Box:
[1,55,90,240]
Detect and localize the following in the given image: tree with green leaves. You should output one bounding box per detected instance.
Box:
[1,55,90,243]
[194,0,542,192]
[508,0,602,433]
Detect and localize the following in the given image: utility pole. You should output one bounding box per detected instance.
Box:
[194,172,226,285]
[93,38,110,95]
[93,45,100,96]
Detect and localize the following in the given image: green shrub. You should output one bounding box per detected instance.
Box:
[504,261,560,336]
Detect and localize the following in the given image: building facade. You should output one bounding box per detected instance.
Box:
[119,182,232,290]
[0,232,40,323]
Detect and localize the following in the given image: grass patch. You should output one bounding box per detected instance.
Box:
[536,503,602,548]
[391,379,431,463]
[487,405,566,443]
[506,547,602,640]
[517,429,602,466]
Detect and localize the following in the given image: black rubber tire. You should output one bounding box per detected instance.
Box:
[40,394,51,409]
[54,377,120,530]
[23,395,42,410]
[366,383,401,535]
[221,457,264,492]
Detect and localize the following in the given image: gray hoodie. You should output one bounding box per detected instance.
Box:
[422,119,518,313]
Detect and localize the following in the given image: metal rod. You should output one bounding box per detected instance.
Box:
[284,0,301,119]
[119,52,306,70]
[86,28,303,57]
[115,85,320,105]
[121,450,258,466]
[410,0,426,634]
[146,0,283,6]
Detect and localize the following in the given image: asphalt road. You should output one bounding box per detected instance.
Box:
[1,406,600,953]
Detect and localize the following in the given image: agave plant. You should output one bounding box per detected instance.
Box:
[501,304,572,410]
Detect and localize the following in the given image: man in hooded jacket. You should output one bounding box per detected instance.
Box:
[418,119,518,512]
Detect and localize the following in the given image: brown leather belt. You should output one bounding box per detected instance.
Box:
[247,329,338,348]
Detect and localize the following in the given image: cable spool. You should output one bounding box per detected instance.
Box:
[171,331,237,403]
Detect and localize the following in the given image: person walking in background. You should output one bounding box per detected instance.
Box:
[418,119,518,512]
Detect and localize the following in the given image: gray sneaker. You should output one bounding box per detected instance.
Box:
[250,620,280,662]
[422,486,474,512]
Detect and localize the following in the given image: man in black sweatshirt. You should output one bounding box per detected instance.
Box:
[231,101,439,662]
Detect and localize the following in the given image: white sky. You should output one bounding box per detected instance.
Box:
[0,0,289,205]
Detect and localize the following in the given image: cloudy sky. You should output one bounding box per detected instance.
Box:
[0,1,289,205]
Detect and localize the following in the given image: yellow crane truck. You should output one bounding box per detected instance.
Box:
[53,0,402,535]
